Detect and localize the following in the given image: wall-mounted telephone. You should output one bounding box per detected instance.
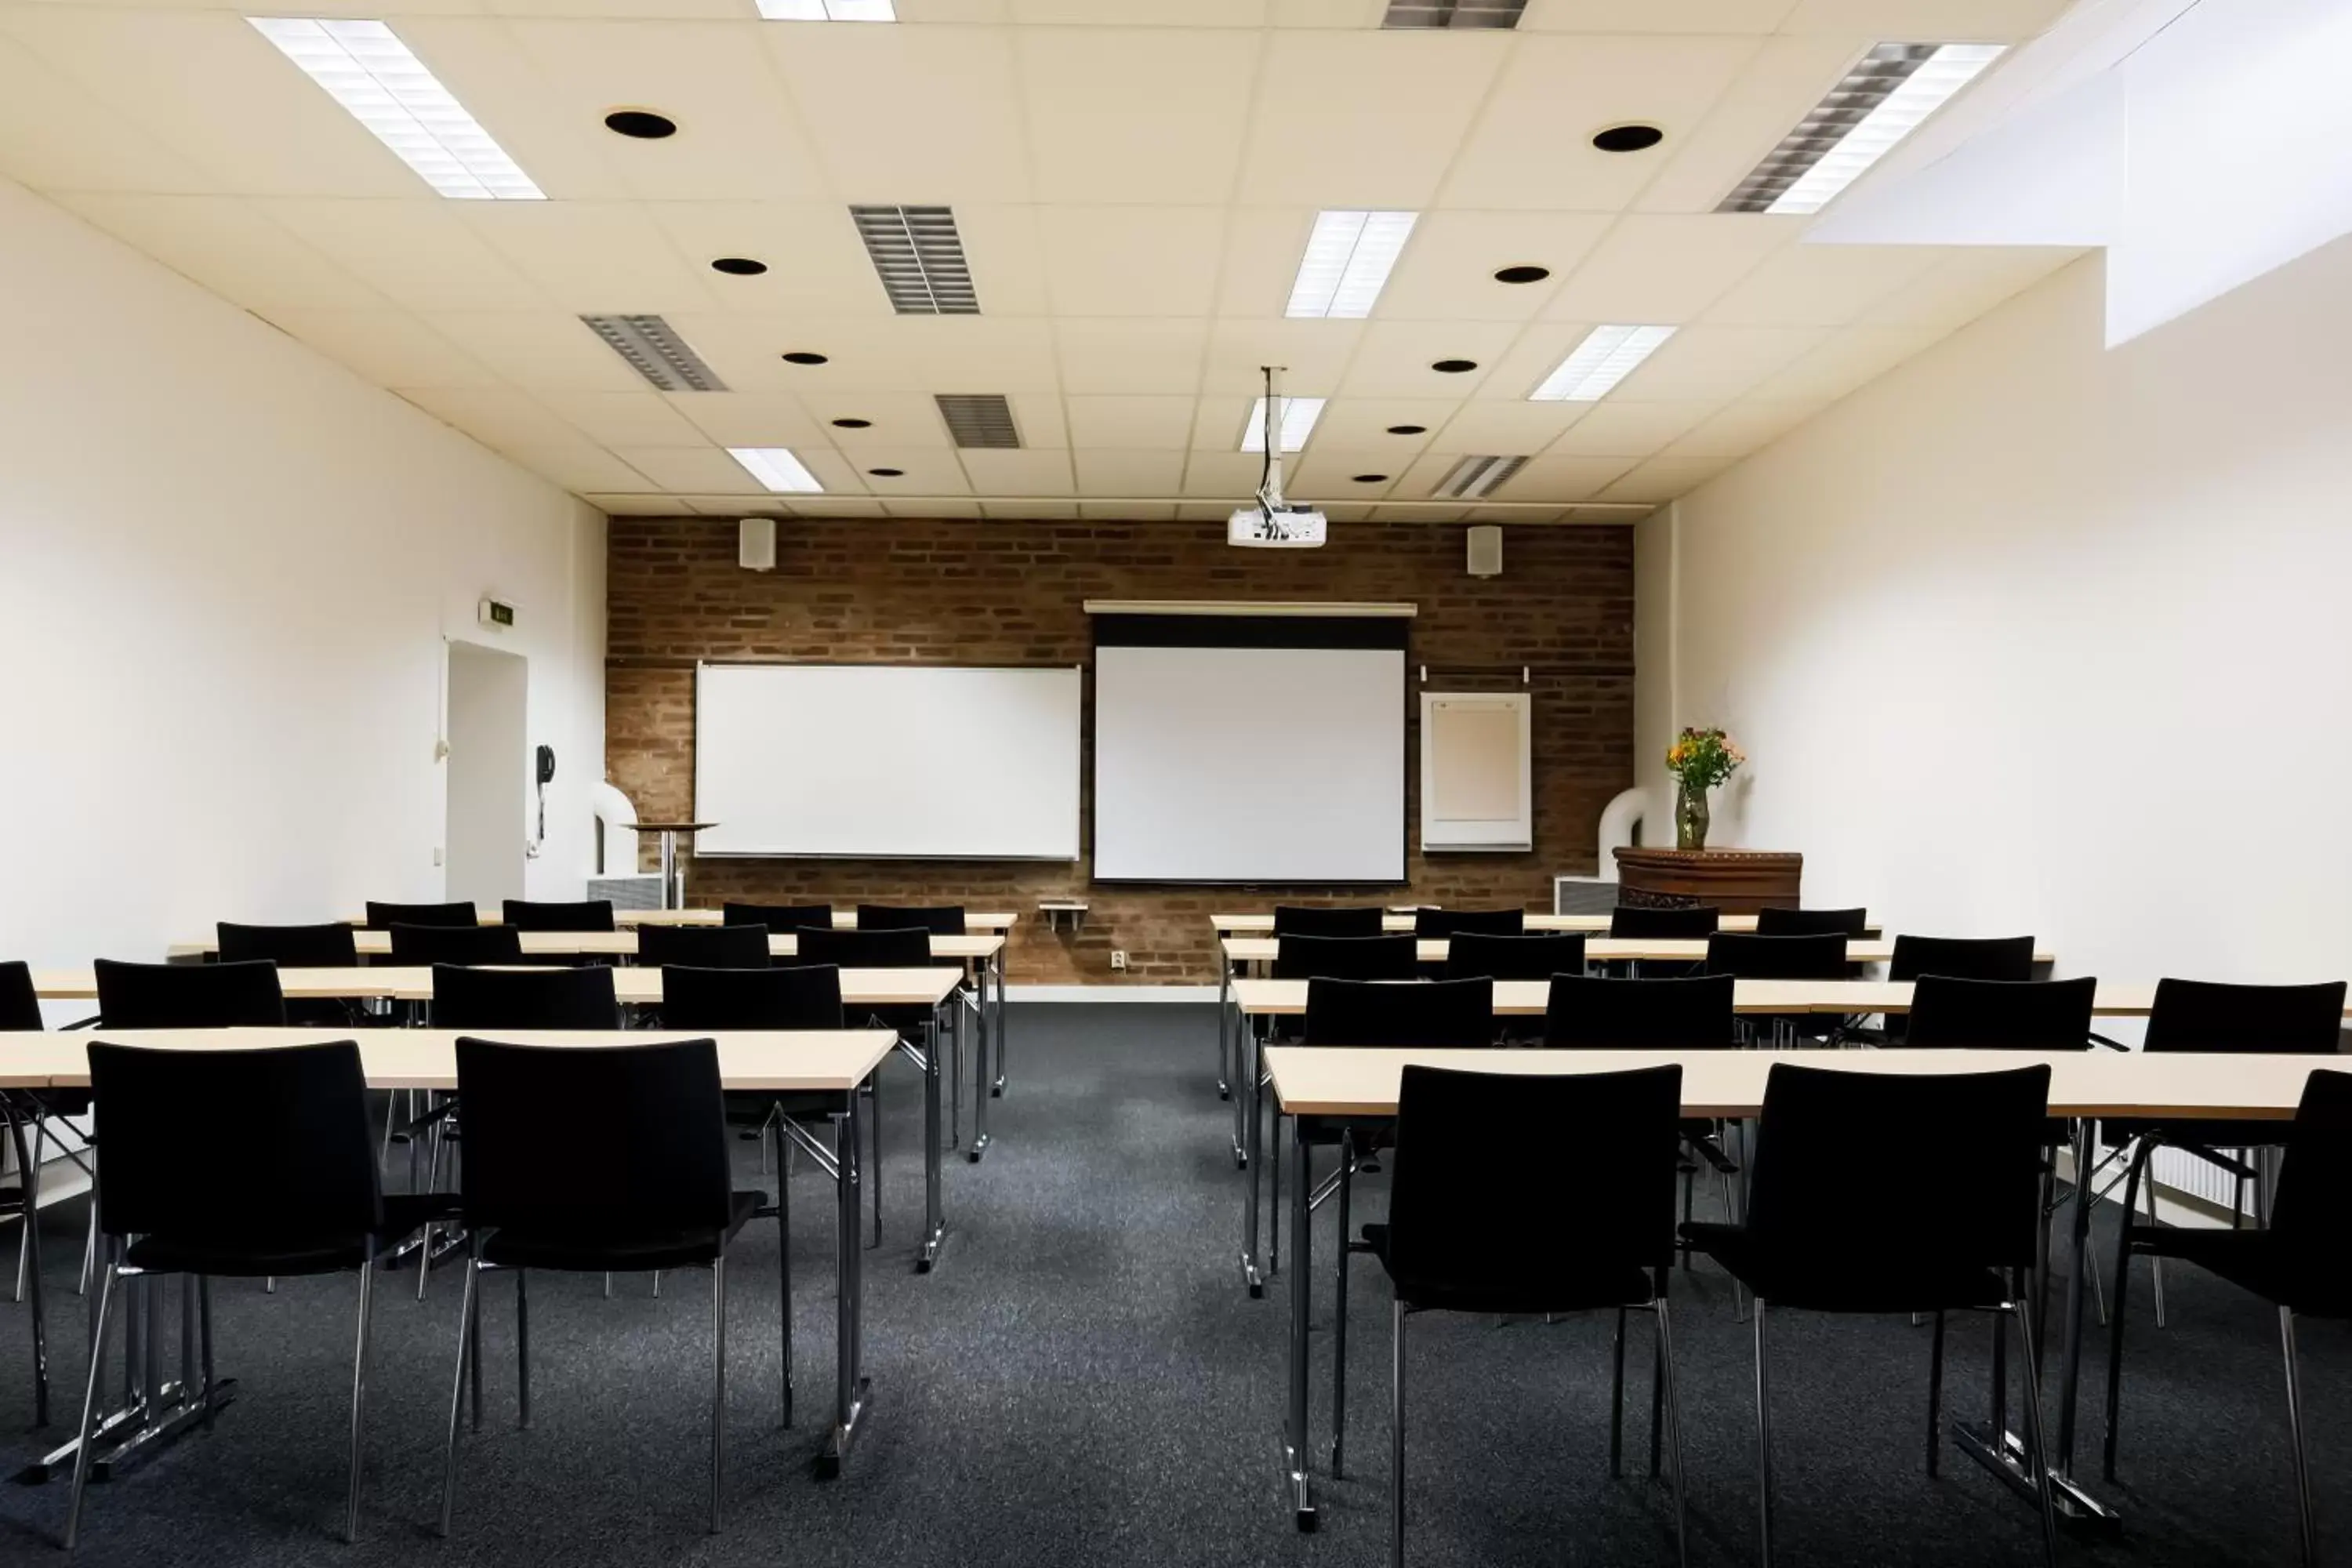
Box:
[532,745,555,855]
[536,745,557,786]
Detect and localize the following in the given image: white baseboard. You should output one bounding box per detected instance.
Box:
[1005,985,1219,1004]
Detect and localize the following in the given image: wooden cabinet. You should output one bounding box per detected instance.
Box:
[1611,848,1802,915]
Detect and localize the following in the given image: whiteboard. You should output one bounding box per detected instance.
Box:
[694,664,1081,859]
[1093,644,1405,882]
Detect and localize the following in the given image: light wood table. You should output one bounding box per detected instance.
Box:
[1212,912,1875,935]
[1216,936,2045,969]
[345,909,1018,931]
[170,931,1005,963]
[0,1025,893,1489]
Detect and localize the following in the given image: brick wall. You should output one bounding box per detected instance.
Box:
[605,517,1635,985]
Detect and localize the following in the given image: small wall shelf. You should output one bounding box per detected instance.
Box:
[1038,899,1089,935]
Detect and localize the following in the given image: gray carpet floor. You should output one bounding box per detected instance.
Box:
[0,1004,2340,1566]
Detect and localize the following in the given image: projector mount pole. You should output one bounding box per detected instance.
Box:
[1256,364,1288,517]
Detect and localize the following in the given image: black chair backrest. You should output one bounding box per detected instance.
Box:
[2269,1070,2352,1261]
[659,964,844,1031]
[1272,906,1385,938]
[1304,977,1494,1047]
[637,924,772,971]
[796,925,931,969]
[430,964,618,1030]
[87,1040,379,1244]
[1609,904,1720,938]
[501,899,616,933]
[217,921,359,968]
[389,923,524,967]
[723,901,833,931]
[1273,933,1419,982]
[855,904,965,937]
[2143,978,2349,1056]
[93,959,285,1029]
[1746,1062,2052,1277]
[1705,931,1850,980]
[1544,973,1737,1050]
[1411,907,1526,938]
[1889,935,2038,983]
[365,900,478,930]
[1756,906,1871,938]
[1387,1063,1685,1295]
[0,960,41,1031]
[455,1036,730,1245]
[1444,931,1586,982]
[1904,975,2096,1051]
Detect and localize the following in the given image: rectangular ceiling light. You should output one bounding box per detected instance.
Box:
[728,448,825,494]
[1382,0,1527,27]
[249,19,543,200]
[851,205,979,315]
[1433,455,1526,499]
[757,0,895,16]
[1285,210,1417,319]
[935,394,1022,449]
[580,315,727,393]
[1239,397,1326,454]
[1530,325,1678,402]
[1719,42,2005,216]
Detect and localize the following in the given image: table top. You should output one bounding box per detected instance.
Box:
[1264,1044,2341,1121]
[33,966,964,1009]
[1218,936,2037,967]
[1231,978,2266,1018]
[0,1029,896,1093]
[1213,912,1872,936]
[625,822,719,833]
[351,909,1021,931]
[172,931,1005,962]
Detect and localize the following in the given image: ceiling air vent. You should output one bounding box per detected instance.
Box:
[1382,0,1527,28]
[1433,455,1527,500]
[851,205,980,314]
[935,394,1021,448]
[579,314,726,392]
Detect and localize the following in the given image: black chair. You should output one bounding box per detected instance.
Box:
[1755,906,1870,938]
[1443,931,1586,982]
[500,899,615,933]
[1704,933,1851,1047]
[855,903,965,936]
[365,901,477,930]
[430,964,619,1030]
[638,924,772,971]
[1410,907,1525,938]
[93,958,285,1029]
[2103,1068,2352,1563]
[1682,1062,2061,1568]
[1902,975,2096,1051]
[388,923,524,967]
[218,922,363,1027]
[68,1040,447,1547]
[1610,905,1721,939]
[0,961,51,1428]
[1369,1063,1690,1567]
[1273,933,1418,982]
[722,901,833,931]
[1272,905,1385,938]
[439,1036,771,1537]
[1889,935,2039,984]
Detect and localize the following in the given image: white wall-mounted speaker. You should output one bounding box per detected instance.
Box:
[739,516,776,572]
[1466,524,1503,578]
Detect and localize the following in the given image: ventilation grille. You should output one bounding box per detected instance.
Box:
[1382,0,1526,27]
[851,205,979,314]
[935,394,1021,448]
[1716,43,1940,213]
[1433,455,1527,500]
[579,314,726,392]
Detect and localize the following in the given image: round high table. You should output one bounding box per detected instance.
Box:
[626,821,718,910]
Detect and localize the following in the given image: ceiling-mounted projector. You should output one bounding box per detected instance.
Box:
[1232,363,1327,549]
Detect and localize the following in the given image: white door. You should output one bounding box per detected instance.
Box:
[445,641,528,909]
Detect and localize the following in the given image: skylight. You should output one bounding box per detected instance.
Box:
[1530,325,1677,402]
[727,448,826,493]
[1285,211,1417,320]
[1240,397,1326,454]
[1719,43,2005,216]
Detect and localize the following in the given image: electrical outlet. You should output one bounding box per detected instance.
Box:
[1109,949,1128,971]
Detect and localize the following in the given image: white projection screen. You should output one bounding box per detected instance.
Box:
[695,663,1081,859]
[1091,612,1409,883]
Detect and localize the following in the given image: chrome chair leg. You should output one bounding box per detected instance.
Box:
[2281,1306,2318,1568]
[2145,1164,2166,1327]
[869,1078,884,1249]
[710,1256,727,1534]
[1331,1131,1352,1479]
[1390,1300,1406,1568]
[1657,1300,1689,1568]
[778,1118,796,1430]
[64,1254,118,1552]
[438,1258,479,1537]
[2013,1300,2061,1568]
[81,1197,97,1298]
[1926,1310,1946,1477]
[1753,1298,1774,1568]
[345,1258,374,1543]
[517,1269,530,1429]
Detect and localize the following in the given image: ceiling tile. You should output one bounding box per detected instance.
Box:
[1200,319,1363,400]
[1337,320,1522,398]
[1542,213,1798,324]
[1180,450,1265,499]
[1426,401,1589,456]
[1188,395,1251,451]
[614,445,767,494]
[956,448,1076,495]
[839,448,974,495]
[1016,27,1261,205]
[263,308,501,389]
[1011,0,1266,22]
[0,31,220,194]
[1519,0,1799,31]
[459,201,720,314]
[1289,451,1403,499]
[1374,212,1613,322]
[419,310,646,390]
[1632,34,1870,215]
[1496,452,1641,502]
[766,24,1032,203]
[648,202,895,319]
[1007,393,1069,448]
[1775,0,2073,34]
[668,391,826,448]
[797,390,956,446]
[53,194,387,313]
[1595,453,1735,502]
[1054,318,1207,395]
[538,390,710,446]
[1745,324,1946,402]
[1038,206,1227,318]
[949,204,1053,316]
[263,199,543,311]
[1545,400,1719,456]
[1073,448,1185,495]
[1237,31,1512,207]
[1310,398,1455,450]
[1700,242,1946,328]
[1661,396,1830,459]
[397,385,593,451]
[503,442,658,494]
[1065,395,1200,449]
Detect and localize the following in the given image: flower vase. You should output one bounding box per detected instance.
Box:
[1675,783,1711,851]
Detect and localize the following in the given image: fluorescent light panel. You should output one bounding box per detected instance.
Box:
[728,448,825,493]
[757,0,895,16]
[1530,325,1677,403]
[851,205,978,315]
[1719,42,2004,216]
[1286,210,1417,319]
[1240,397,1326,454]
[580,315,727,393]
[1382,0,1527,27]
[249,18,541,200]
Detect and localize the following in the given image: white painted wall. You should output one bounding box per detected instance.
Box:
[0,173,605,976]
[1642,238,2352,983]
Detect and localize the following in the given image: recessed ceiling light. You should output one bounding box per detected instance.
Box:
[757,0,895,17]
[1433,456,1526,500]
[579,314,725,392]
[1286,210,1418,320]
[866,467,905,477]
[1493,265,1550,285]
[1431,358,1479,374]
[603,108,677,140]
[830,417,872,429]
[1240,396,1325,454]
[782,351,829,365]
[249,20,543,200]
[1386,423,1428,436]
[1530,324,1676,402]
[1719,42,2005,215]
[1591,124,1664,154]
[851,205,978,315]
[1352,474,1390,484]
[710,256,767,276]
[727,448,824,493]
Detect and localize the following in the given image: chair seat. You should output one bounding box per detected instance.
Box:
[2124,1224,2352,1317]
[1682,1221,2013,1313]
[123,1192,457,1279]
[478,1189,764,1273]
[1363,1222,1658,1315]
